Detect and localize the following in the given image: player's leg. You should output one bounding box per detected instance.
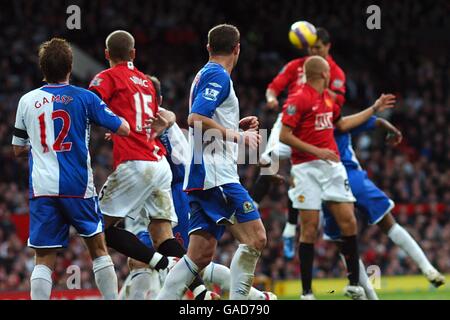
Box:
[28,197,68,300]
[377,213,445,287]
[322,162,365,299]
[349,168,445,288]
[157,230,218,300]
[83,233,119,300]
[322,206,378,300]
[98,162,172,271]
[32,249,57,300]
[125,229,157,300]
[282,197,298,260]
[61,197,118,300]
[146,163,217,300]
[297,210,320,298]
[201,262,277,300]
[288,162,323,299]
[222,183,266,300]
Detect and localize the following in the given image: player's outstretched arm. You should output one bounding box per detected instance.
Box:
[115,117,130,136]
[188,113,261,149]
[376,118,403,146]
[279,124,339,162]
[335,94,396,132]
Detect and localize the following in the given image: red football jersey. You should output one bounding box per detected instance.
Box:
[268,55,346,107]
[282,83,341,165]
[89,62,166,169]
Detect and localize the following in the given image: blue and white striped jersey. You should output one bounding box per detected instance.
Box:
[12,84,122,199]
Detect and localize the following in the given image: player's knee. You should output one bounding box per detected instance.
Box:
[193,250,214,270]
[252,230,267,252]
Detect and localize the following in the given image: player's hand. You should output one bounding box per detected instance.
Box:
[266,98,279,110]
[104,133,112,141]
[373,94,396,113]
[315,148,340,163]
[239,116,259,131]
[386,129,403,146]
[241,130,261,150]
[144,113,169,139]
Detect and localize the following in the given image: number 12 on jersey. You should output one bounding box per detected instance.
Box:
[38,110,73,153]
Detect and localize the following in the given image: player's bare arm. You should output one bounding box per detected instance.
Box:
[266,88,279,110]
[376,117,403,146]
[188,113,261,149]
[279,124,339,162]
[12,145,29,158]
[335,94,396,132]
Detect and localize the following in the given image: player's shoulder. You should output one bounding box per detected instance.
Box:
[18,87,45,105]
[287,57,307,69]
[66,85,99,100]
[197,63,230,87]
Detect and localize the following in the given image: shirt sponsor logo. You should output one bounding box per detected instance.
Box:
[203,88,220,101]
[315,112,334,130]
[130,76,149,88]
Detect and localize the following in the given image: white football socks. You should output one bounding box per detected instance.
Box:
[203,262,230,290]
[30,264,52,300]
[229,244,261,300]
[157,255,198,300]
[93,255,119,300]
[339,255,378,300]
[202,262,267,300]
[128,268,153,300]
[357,259,379,300]
[388,223,435,274]
[282,222,297,238]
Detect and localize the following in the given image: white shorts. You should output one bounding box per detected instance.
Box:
[260,113,292,163]
[289,160,356,210]
[99,159,178,226]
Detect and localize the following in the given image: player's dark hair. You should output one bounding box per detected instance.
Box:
[316,27,331,44]
[106,30,135,62]
[208,24,240,55]
[38,38,73,84]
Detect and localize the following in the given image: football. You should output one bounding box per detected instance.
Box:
[288,20,317,49]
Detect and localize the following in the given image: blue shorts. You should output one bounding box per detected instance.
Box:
[187,183,260,240]
[136,231,153,248]
[172,182,190,248]
[28,197,104,249]
[323,169,395,241]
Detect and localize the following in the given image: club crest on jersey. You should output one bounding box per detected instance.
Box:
[286,104,297,115]
[243,201,255,213]
[298,195,305,203]
[332,79,344,89]
[89,77,103,87]
[203,87,220,101]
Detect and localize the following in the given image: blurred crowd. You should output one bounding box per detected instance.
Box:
[0,0,449,292]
